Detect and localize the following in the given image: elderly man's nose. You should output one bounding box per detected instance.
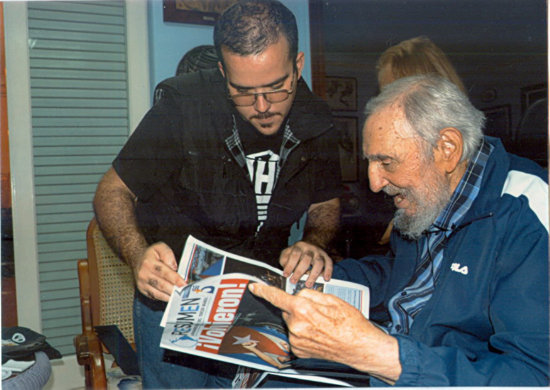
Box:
[368,163,388,193]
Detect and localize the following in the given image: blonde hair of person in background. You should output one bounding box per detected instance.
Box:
[376,36,466,245]
[376,36,466,93]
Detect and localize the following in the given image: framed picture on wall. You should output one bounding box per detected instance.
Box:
[482,105,511,140]
[326,76,357,111]
[163,0,238,25]
[334,116,358,182]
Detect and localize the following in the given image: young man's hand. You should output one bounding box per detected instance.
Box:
[279,241,333,287]
[133,242,186,302]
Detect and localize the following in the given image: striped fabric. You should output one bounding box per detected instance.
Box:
[387,140,493,334]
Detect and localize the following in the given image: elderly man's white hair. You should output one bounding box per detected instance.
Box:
[365,74,485,163]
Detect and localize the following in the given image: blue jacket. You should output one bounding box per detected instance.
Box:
[334,137,549,386]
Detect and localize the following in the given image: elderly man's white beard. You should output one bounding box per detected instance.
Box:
[387,169,452,241]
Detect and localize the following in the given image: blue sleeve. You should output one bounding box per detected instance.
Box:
[333,255,395,308]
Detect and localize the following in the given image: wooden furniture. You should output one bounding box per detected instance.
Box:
[74,218,136,389]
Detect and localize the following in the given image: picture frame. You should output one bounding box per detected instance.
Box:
[334,116,358,182]
[482,105,511,140]
[163,0,238,25]
[521,83,547,114]
[326,76,357,111]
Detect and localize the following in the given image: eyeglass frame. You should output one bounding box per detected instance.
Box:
[227,72,296,107]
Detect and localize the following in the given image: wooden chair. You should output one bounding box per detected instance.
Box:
[74,218,138,389]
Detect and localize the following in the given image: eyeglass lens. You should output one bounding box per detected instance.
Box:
[232,90,291,106]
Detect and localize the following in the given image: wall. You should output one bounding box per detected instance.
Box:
[326,49,547,154]
[323,0,547,165]
[146,0,312,105]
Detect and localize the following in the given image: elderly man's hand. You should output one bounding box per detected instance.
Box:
[133,242,186,302]
[279,241,333,287]
[248,283,402,384]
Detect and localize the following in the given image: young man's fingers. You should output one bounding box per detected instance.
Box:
[152,242,178,271]
[137,279,172,302]
[289,252,314,284]
[322,253,333,281]
[160,265,186,288]
[304,258,323,287]
[282,246,303,277]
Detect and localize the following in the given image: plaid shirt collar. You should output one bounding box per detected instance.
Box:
[428,138,493,235]
[225,114,300,177]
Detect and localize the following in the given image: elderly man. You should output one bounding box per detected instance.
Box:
[251,74,549,386]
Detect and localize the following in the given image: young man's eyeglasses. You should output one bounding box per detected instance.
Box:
[228,74,295,107]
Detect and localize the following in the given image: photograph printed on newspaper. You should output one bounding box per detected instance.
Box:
[160,235,370,384]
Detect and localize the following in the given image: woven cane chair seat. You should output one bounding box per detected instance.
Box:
[90,222,135,344]
[74,218,139,389]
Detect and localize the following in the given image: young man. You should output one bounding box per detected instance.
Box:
[93,1,342,387]
[251,74,549,386]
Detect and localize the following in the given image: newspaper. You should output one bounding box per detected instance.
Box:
[160,235,370,386]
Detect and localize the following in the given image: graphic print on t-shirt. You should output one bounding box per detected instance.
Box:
[245,150,280,232]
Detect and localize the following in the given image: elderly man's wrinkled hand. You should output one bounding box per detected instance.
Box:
[248,283,370,363]
[133,242,186,302]
[248,283,402,384]
[279,241,333,287]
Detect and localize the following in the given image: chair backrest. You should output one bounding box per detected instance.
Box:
[517,97,548,139]
[86,218,135,344]
[515,97,548,166]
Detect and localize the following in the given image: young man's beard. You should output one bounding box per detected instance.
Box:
[390,168,452,241]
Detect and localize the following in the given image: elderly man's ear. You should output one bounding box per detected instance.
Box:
[434,127,464,174]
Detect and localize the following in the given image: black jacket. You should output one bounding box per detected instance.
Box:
[114,68,342,267]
